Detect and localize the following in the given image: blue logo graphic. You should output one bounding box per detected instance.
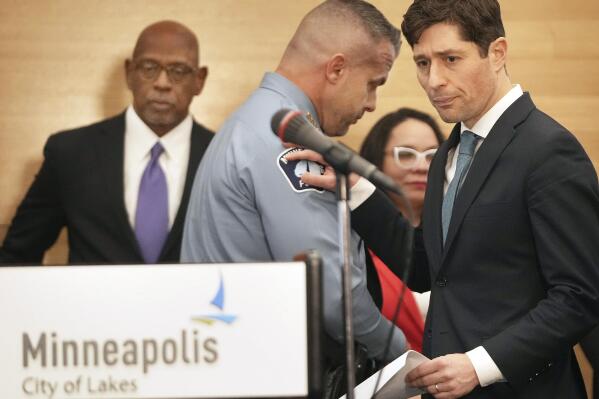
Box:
[277,148,325,193]
[191,273,237,325]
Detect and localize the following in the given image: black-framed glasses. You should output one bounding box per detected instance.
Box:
[134,60,196,83]
[391,146,437,168]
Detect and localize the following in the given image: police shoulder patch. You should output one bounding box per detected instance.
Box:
[277,148,325,193]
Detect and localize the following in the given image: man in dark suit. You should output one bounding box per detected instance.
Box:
[0,20,213,264]
[292,0,599,397]
[351,0,599,397]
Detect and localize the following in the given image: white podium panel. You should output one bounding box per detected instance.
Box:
[0,263,309,398]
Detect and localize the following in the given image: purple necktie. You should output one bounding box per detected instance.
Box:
[135,142,168,263]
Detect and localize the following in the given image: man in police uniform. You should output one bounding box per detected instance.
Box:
[182,0,405,363]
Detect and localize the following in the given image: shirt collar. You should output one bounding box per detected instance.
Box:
[460,84,524,139]
[259,72,321,128]
[125,105,192,162]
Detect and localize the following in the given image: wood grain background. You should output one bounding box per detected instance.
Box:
[0,1,596,394]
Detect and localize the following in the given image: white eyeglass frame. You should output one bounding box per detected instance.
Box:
[391,146,438,168]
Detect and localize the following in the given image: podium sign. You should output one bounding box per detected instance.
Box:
[0,263,313,398]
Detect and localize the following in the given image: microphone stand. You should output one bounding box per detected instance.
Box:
[336,171,356,399]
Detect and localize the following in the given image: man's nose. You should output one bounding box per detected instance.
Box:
[153,69,172,89]
[428,62,447,89]
[365,92,376,113]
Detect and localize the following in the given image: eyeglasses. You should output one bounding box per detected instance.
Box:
[390,146,437,168]
[133,60,196,83]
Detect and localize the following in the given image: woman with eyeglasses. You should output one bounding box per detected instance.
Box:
[360,107,445,353]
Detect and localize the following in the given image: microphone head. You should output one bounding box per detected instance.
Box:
[271,108,306,142]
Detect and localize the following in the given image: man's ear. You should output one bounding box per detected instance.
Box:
[193,66,208,95]
[489,37,508,72]
[325,53,347,84]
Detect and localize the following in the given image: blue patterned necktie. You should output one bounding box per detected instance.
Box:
[135,142,169,263]
[441,131,479,243]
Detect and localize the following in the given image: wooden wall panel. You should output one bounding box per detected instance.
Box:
[0,0,595,395]
[1,0,597,226]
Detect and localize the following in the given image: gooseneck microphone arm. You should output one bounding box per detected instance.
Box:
[336,171,357,399]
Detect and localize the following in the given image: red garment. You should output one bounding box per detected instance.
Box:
[370,250,424,352]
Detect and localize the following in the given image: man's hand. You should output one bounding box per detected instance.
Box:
[283,147,360,191]
[406,354,479,399]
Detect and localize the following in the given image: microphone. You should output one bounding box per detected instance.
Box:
[271,108,402,195]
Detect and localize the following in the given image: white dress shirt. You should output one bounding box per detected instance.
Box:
[445,85,524,192]
[351,85,525,387]
[123,106,192,230]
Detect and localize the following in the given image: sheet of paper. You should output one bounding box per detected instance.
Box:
[339,350,429,399]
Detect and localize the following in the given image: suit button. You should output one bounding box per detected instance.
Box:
[435,277,448,287]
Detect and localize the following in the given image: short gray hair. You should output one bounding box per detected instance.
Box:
[325,0,401,53]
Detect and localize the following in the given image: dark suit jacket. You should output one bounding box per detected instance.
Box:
[353,93,599,398]
[0,112,213,264]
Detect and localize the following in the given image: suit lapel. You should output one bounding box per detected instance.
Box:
[95,115,213,262]
[424,124,460,274]
[441,93,536,261]
[95,113,143,260]
[159,121,212,259]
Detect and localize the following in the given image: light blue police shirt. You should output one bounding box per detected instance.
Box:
[182,72,406,360]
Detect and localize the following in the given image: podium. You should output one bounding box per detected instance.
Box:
[0,257,322,399]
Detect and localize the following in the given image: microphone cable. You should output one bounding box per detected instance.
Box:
[369,186,417,398]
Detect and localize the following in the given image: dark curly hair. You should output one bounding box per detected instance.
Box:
[360,107,444,169]
[401,0,505,57]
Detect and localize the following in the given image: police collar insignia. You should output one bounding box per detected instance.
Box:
[277,148,325,193]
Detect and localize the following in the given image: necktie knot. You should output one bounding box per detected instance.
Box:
[458,131,479,156]
[150,142,164,162]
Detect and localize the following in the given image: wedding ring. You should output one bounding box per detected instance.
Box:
[435,383,440,393]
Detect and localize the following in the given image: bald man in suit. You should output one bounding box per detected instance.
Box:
[0,21,213,264]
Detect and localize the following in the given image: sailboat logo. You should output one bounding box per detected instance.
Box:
[191,273,237,326]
